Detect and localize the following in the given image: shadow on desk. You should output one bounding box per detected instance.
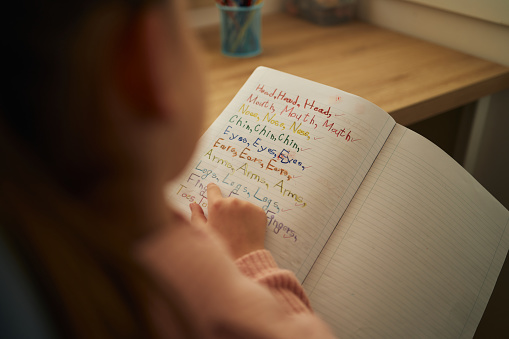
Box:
[475,254,509,338]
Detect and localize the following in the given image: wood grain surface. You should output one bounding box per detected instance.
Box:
[194,12,509,131]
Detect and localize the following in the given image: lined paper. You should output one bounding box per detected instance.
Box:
[166,67,395,281]
[303,125,509,338]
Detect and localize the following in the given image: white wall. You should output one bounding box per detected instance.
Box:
[357,0,509,208]
[400,0,509,26]
[357,0,509,66]
[190,0,509,66]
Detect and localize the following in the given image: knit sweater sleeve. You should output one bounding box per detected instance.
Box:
[138,222,337,338]
[235,249,312,314]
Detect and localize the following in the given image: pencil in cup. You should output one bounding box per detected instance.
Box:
[216,3,264,57]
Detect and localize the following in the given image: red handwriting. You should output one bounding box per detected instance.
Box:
[322,120,360,142]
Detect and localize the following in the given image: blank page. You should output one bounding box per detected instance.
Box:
[167,67,395,281]
[304,124,509,338]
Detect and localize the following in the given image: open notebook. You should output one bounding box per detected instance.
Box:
[167,67,509,338]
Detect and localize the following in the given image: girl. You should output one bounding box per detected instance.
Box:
[0,0,336,338]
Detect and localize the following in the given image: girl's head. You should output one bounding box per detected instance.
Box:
[0,0,204,337]
[1,0,204,196]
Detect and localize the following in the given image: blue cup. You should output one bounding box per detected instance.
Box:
[216,3,263,58]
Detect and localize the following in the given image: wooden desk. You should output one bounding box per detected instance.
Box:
[196,12,509,132]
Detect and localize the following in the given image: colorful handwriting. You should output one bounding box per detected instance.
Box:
[203,149,235,173]
[195,161,220,181]
[322,120,360,142]
[254,187,280,212]
[262,113,286,130]
[289,121,311,140]
[228,115,255,133]
[212,138,296,180]
[277,149,305,171]
[224,122,301,152]
[175,182,208,208]
[186,173,208,191]
[252,137,279,159]
[238,147,264,168]
[274,179,307,207]
[255,84,300,107]
[239,103,261,122]
[303,99,331,118]
[280,105,318,130]
[265,159,292,181]
[221,180,281,212]
[213,138,238,157]
[235,163,270,189]
[213,137,263,168]
[266,211,297,242]
[245,94,276,113]
[222,175,251,197]
[217,130,308,174]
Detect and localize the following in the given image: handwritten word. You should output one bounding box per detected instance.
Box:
[262,113,286,131]
[213,138,264,168]
[277,149,305,171]
[255,84,300,106]
[254,187,280,212]
[195,161,220,181]
[223,126,251,145]
[214,139,297,180]
[322,120,360,142]
[266,159,292,181]
[304,99,331,118]
[246,94,276,113]
[257,127,301,152]
[239,104,261,122]
[175,183,208,208]
[221,130,301,170]
[239,147,264,168]
[236,163,270,189]
[221,130,277,160]
[226,119,301,152]
[213,138,238,157]
[221,178,252,198]
[267,211,297,242]
[203,149,235,173]
[274,180,307,207]
[289,121,311,140]
[186,173,208,191]
[252,137,279,159]
[228,115,255,133]
[213,135,297,180]
[226,185,281,213]
[281,105,318,130]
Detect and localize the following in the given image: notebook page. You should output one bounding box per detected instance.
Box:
[303,124,509,338]
[167,67,395,281]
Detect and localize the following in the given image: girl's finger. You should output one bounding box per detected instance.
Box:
[206,183,223,204]
[189,202,207,225]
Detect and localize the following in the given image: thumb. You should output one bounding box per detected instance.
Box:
[189,202,207,226]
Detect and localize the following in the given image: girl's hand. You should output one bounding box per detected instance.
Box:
[189,183,267,259]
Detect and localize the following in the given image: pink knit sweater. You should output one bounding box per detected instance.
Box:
[137,217,336,338]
